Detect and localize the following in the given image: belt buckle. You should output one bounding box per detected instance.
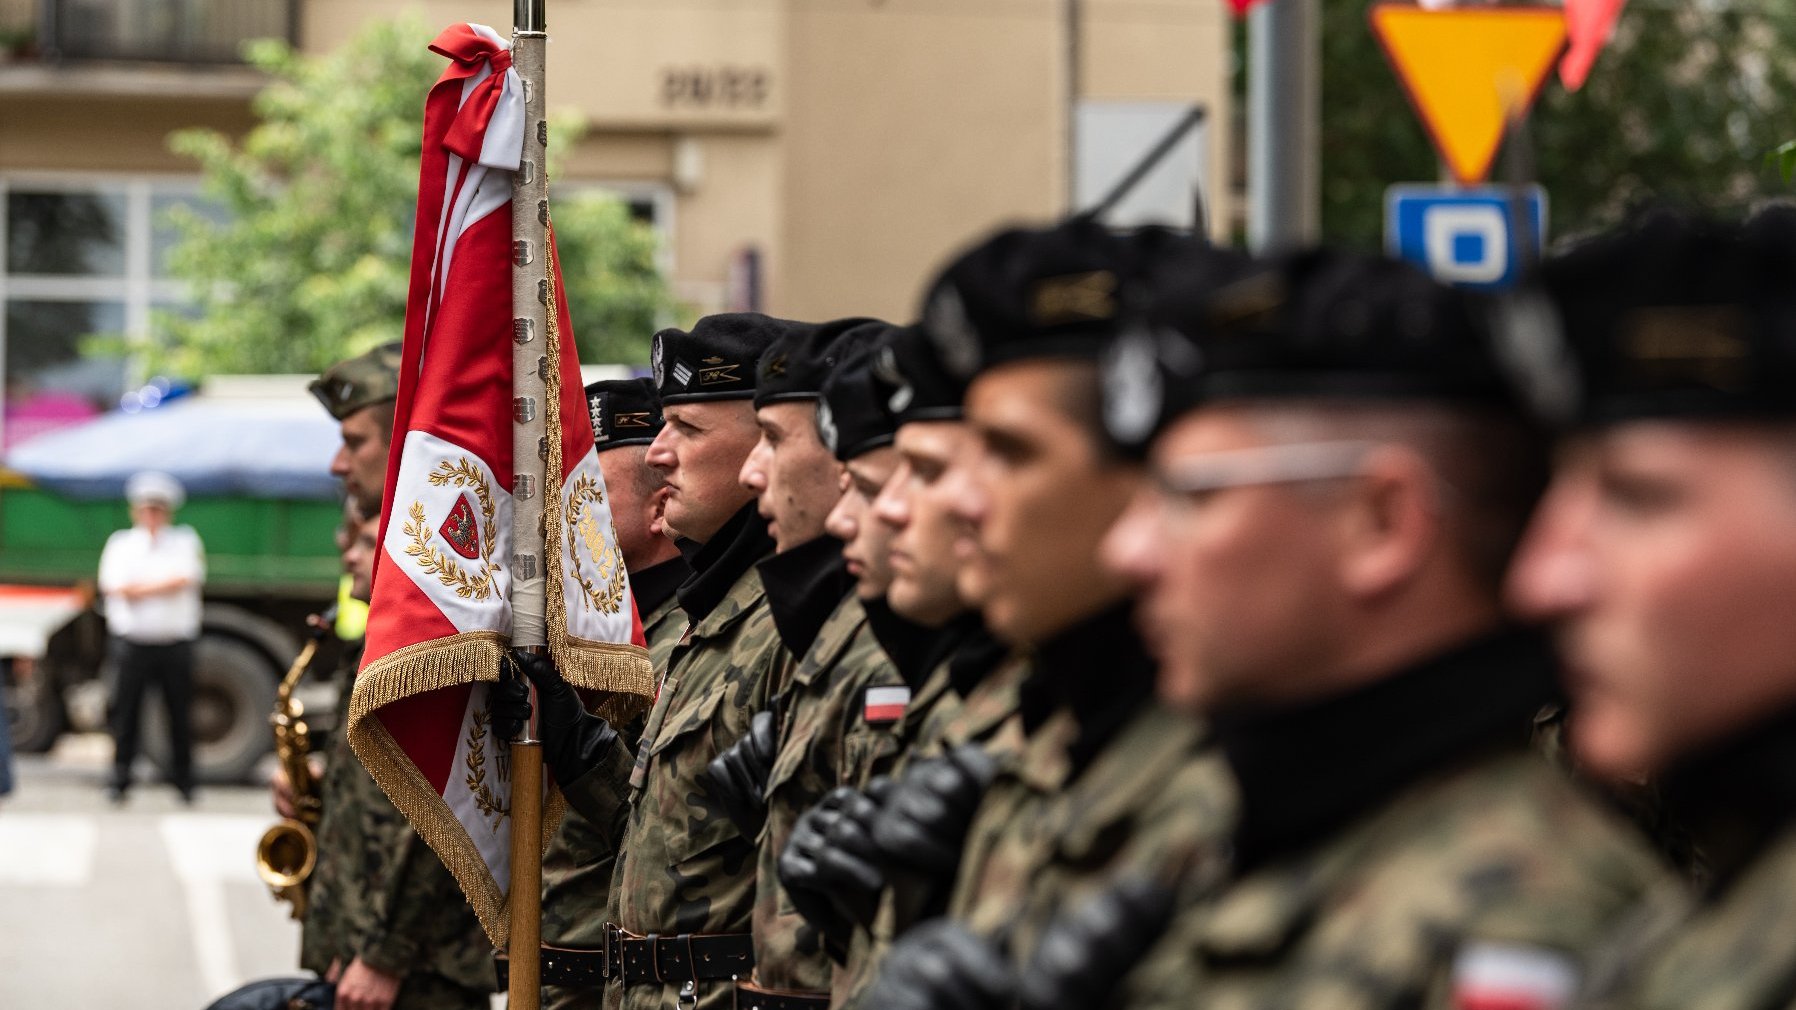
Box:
[602,923,621,981]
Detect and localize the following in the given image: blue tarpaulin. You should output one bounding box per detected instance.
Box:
[4,398,341,501]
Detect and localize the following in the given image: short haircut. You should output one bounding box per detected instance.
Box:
[1240,401,1549,594]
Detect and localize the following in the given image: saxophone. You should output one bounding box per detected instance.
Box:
[256,605,334,920]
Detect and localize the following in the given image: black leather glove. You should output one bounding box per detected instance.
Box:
[489,668,532,743]
[873,744,998,876]
[817,779,893,927]
[1018,876,1175,1010]
[509,649,618,785]
[779,790,857,962]
[862,919,1015,1010]
[703,709,779,838]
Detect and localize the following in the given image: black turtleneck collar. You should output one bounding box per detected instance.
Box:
[865,604,988,691]
[1217,627,1559,873]
[1017,602,1159,778]
[756,534,853,660]
[948,621,1009,697]
[628,555,691,619]
[1658,704,1796,898]
[674,504,777,623]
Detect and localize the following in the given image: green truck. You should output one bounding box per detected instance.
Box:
[2,381,348,783]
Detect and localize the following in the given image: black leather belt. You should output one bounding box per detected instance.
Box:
[734,980,831,1010]
[493,926,756,989]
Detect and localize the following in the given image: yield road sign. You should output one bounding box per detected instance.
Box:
[1386,184,1548,291]
[1370,5,1567,185]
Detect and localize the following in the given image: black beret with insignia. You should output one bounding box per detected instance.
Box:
[917,217,1138,381]
[1539,206,1796,425]
[879,323,968,425]
[1193,249,1508,402]
[754,316,882,408]
[1104,247,1519,453]
[1101,244,1261,456]
[652,312,798,405]
[309,341,401,421]
[585,377,663,450]
[818,323,904,461]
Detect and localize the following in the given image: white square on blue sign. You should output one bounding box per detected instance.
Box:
[1385,185,1548,292]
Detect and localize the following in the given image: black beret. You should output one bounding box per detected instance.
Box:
[1101,244,1262,455]
[1536,207,1796,425]
[754,316,881,407]
[585,377,663,450]
[1103,248,1517,451]
[918,218,1139,381]
[817,323,904,461]
[878,323,968,425]
[651,313,797,404]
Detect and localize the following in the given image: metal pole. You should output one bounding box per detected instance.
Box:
[1246,0,1321,253]
[508,2,548,1008]
[1065,0,1082,212]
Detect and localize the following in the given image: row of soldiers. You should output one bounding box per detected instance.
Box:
[296,204,1796,1010]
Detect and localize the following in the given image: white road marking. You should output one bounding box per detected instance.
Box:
[0,814,98,885]
[160,814,273,997]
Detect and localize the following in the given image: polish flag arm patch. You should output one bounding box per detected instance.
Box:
[864,685,911,724]
[1452,941,1579,1010]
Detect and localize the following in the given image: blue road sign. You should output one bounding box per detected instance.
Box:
[1385,184,1548,291]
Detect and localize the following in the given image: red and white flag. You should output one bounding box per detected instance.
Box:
[347,22,653,949]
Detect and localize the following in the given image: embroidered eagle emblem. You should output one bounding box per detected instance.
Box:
[439,493,483,560]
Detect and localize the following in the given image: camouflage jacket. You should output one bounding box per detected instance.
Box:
[833,651,1032,1009]
[1573,713,1796,1010]
[1115,632,1670,1010]
[753,594,905,993]
[300,641,494,995]
[559,512,791,1010]
[542,574,688,1010]
[948,702,1235,963]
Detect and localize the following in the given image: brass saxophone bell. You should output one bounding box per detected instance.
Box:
[257,607,334,921]
[256,820,318,920]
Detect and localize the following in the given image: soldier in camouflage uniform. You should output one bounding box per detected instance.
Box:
[518,314,799,1010]
[706,319,910,1009]
[1507,210,1796,1010]
[539,378,691,1010]
[1069,247,1670,1010]
[860,221,1240,1009]
[774,321,1015,1009]
[299,346,495,1010]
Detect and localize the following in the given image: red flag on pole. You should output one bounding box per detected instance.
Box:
[1560,0,1627,91]
[347,22,653,949]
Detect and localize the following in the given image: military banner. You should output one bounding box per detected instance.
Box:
[347,22,653,949]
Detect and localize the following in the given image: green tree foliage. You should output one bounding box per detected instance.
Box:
[147,16,672,377]
[1320,0,1796,247]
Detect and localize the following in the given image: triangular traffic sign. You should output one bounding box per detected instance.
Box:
[1370,5,1567,185]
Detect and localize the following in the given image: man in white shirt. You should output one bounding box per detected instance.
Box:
[97,471,205,803]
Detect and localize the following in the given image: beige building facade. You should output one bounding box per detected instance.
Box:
[0,0,1228,394]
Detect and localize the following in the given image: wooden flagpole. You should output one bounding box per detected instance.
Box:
[509,0,549,1007]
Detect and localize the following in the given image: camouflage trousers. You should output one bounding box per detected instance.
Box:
[391,971,490,1010]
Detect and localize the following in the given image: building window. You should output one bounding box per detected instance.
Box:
[0,174,210,449]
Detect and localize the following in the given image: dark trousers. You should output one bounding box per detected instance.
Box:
[111,638,195,791]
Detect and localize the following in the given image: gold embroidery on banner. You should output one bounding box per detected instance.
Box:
[566,473,628,615]
[405,459,501,601]
[464,705,510,833]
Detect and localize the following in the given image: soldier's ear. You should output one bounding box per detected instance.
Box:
[1335,446,1440,601]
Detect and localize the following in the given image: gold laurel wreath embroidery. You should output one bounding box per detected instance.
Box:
[465,705,510,833]
[565,473,627,615]
[404,459,501,600]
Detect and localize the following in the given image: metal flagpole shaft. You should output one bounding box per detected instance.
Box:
[1246,0,1320,253]
[509,1,548,1008]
